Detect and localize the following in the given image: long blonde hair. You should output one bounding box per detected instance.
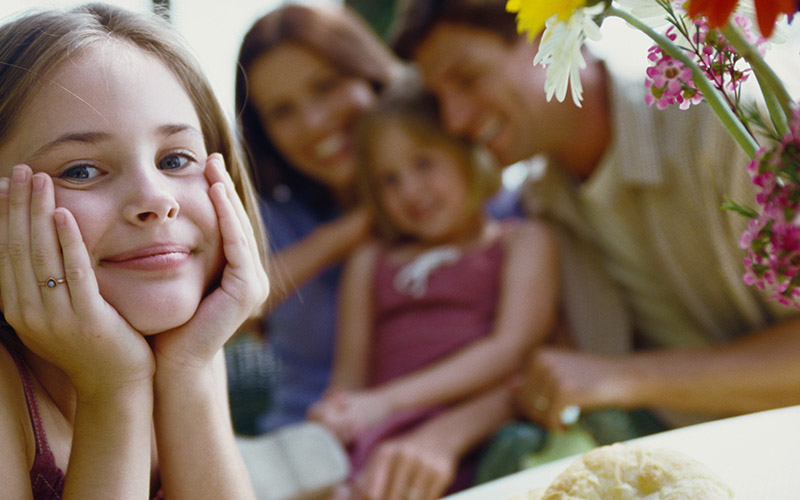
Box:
[0,2,268,264]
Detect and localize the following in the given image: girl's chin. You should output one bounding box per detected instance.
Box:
[115,299,200,336]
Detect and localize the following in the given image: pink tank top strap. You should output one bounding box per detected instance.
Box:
[7,346,52,457]
[6,341,65,499]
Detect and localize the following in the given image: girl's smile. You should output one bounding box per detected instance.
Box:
[100,244,193,272]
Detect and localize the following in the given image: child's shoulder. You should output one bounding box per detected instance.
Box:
[0,342,35,475]
[0,342,24,405]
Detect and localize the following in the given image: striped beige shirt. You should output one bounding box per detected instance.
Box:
[522,67,796,354]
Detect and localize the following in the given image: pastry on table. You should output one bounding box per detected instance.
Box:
[509,443,733,500]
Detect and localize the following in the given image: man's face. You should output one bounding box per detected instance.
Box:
[415,22,547,166]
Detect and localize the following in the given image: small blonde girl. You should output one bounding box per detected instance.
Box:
[309,86,560,498]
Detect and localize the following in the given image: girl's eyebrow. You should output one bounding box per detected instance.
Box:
[157,123,203,139]
[31,131,111,159]
[29,123,203,160]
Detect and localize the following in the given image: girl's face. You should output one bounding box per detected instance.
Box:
[370,123,478,245]
[0,42,223,334]
[247,42,377,194]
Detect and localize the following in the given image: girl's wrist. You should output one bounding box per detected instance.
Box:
[74,375,154,408]
[152,354,217,394]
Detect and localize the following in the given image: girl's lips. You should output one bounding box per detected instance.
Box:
[101,245,192,271]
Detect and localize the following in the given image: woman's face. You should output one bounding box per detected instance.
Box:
[247,42,377,193]
[0,42,223,334]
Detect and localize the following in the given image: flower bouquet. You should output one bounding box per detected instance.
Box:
[506,0,800,307]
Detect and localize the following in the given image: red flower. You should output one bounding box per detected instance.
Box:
[688,0,798,37]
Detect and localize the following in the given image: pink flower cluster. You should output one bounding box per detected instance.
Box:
[644,6,765,111]
[739,108,800,307]
[645,34,703,109]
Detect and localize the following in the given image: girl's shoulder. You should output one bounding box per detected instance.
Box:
[0,342,37,493]
[0,341,27,413]
[495,216,558,253]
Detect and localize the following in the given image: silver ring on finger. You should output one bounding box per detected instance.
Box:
[38,276,66,289]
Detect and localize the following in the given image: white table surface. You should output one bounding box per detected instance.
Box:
[443,405,800,500]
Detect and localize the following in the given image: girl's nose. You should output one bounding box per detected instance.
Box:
[122,167,180,225]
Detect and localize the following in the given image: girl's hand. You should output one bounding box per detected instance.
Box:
[150,153,269,370]
[308,388,393,444]
[0,165,154,397]
[355,429,457,500]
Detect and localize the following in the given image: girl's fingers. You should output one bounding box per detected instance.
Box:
[30,173,71,312]
[205,154,251,234]
[386,452,416,500]
[209,182,250,273]
[53,207,103,319]
[205,154,264,272]
[0,176,19,314]
[7,166,39,307]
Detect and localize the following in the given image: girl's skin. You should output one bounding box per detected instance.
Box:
[0,40,267,500]
[246,42,374,308]
[309,117,560,500]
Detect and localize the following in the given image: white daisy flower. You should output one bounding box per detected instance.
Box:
[533,6,603,106]
[613,0,670,22]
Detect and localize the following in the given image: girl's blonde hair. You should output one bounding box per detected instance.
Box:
[0,2,268,265]
[356,81,501,241]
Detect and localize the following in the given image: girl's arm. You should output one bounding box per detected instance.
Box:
[340,221,560,433]
[150,155,267,499]
[265,207,371,311]
[0,168,155,499]
[153,351,252,498]
[306,242,379,440]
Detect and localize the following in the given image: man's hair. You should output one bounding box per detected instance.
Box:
[390,0,520,59]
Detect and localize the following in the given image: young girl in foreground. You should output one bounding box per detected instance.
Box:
[0,4,269,499]
[309,88,560,498]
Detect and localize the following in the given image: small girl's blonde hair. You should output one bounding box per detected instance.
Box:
[355,77,501,241]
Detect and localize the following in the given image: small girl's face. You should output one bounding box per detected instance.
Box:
[248,42,376,194]
[0,42,223,334]
[370,122,476,245]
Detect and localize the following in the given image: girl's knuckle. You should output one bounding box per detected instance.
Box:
[6,240,26,259]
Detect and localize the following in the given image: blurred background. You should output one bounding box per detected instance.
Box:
[0,0,398,123]
[1,0,797,129]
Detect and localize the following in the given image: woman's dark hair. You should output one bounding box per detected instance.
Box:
[390,0,520,60]
[235,3,402,211]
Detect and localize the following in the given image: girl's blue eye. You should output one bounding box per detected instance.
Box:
[60,164,101,181]
[159,154,189,171]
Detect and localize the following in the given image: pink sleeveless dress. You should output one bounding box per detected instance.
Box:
[348,232,507,481]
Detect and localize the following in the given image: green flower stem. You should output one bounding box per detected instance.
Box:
[606,5,759,158]
[721,24,792,137]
